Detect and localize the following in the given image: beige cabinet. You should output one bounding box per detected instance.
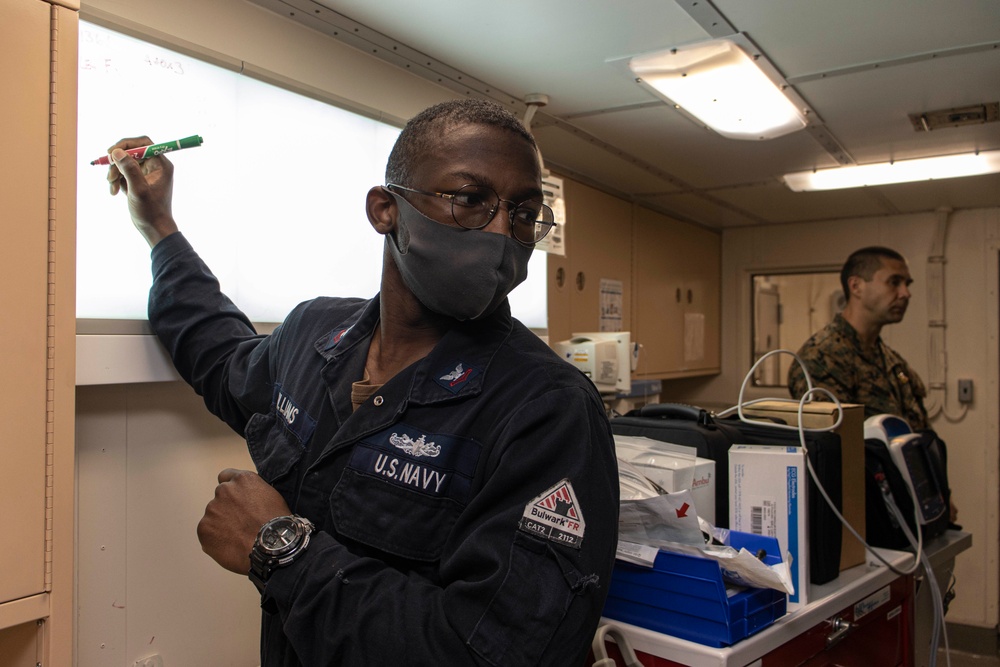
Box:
[546,178,720,381]
[631,206,720,379]
[0,0,51,608]
[0,1,78,664]
[546,178,633,345]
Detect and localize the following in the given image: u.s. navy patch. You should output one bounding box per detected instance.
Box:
[518,479,586,549]
[348,423,481,504]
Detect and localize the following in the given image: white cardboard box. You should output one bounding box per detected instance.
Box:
[614,435,716,524]
[730,444,809,609]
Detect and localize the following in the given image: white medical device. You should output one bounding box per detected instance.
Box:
[553,331,635,394]
[864,415,947,526]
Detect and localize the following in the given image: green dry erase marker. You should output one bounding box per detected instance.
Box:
[90,134,203,166]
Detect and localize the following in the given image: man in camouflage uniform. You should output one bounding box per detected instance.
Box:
[788,246,928,430]
[788,246,960,524]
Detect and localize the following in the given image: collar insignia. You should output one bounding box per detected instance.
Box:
[324,326,353,351]
[435,361,480,393]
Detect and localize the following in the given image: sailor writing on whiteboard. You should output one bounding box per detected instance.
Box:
[106,99,618,666]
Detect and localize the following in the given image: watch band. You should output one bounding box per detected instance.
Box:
[248,550,271,595]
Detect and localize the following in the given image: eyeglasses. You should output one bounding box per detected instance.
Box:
[386,183,556,246]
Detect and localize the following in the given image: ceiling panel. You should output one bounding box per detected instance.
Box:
[639,192,765,228]
[532,124,686,196]
[713,181,895,224]
[715,0,1000,76]
[795,50,1000,166]
[312,0,711,115]
[876,173,1000,213]
[255,0,1000,229]
[569,106,834,189]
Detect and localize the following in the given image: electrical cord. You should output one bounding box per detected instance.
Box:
[885,490,950,667]
[590,623,644,667]
[722,349,947,664]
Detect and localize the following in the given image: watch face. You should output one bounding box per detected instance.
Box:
[259,516,307,556]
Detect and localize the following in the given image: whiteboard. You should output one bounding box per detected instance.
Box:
[77,21,547,329]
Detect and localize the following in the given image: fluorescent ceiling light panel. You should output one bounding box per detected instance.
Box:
[628,38,807,140]
[783,150,1000,191]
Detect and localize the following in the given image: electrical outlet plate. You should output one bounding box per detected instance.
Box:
[958,379,974,404]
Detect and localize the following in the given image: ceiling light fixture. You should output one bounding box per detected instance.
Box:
[628,36,808,141]
[783,150,1000,191]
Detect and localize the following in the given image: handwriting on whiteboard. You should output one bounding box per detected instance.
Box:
[79,27,185,76]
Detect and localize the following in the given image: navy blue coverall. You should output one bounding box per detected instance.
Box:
[148,233,619,666]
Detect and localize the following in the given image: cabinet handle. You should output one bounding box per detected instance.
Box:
[576,271,585,291]
[687,288,693,304]
[675,288,681,303]
[825,616,856,648]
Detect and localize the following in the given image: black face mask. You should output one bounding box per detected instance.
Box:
[386,192,532,321]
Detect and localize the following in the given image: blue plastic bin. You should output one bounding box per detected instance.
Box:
[602,532,787,647]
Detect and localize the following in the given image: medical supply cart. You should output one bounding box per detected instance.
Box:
[595,530,971,667]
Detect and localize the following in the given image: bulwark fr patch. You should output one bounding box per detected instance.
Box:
[518,479,585,549]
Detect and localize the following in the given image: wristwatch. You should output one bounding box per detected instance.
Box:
[248,515,315,595]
